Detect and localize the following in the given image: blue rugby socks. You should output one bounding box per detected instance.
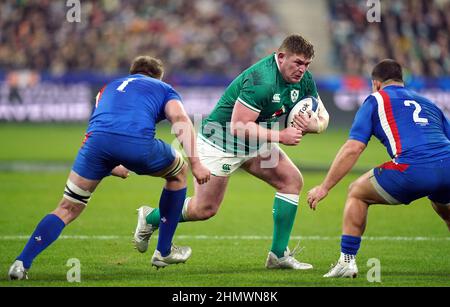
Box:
[146,200,189,226]
[17,214,66,269]
[157,187,187,257]
[340,234,361,262]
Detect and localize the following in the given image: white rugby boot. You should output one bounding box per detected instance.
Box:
[133,206,158,253]
[8,260,28,280]
[323,253,358,278]
[151,245,192,269]
[265,245,313,270]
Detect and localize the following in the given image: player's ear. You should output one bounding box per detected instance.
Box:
[277,52,286,65]
[372,80,381,93]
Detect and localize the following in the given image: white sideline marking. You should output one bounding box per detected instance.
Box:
[0,235,449,241]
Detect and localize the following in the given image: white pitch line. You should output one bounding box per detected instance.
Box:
[0,235,449,241]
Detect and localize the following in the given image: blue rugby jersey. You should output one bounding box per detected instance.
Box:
[349,85,450,164]
[87,74,181,139]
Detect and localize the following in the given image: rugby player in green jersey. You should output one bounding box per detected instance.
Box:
[135,35,330,269]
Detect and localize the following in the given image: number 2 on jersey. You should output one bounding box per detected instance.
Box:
[404,100,429,124]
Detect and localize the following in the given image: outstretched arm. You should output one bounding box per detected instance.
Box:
[307,140,366,210]
[164,99,210,184]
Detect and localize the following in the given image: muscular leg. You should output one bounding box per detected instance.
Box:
[14,171,100,272]
[53,171,101,224]
[185,175,229,221]
[156,164,189,256]
[323,171,394,277]
[430,202,450,231]
[242,147,303,258]
[146,174,229,225]
[342,171,391,237]
[242,147,302,194]
[332,170,392,265]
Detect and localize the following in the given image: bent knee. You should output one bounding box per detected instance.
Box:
[196,205,218,220]
[278,170,303,194]
[166,163,188,186]
[191,197,221,221]
[348,179,364,198]
[53,198,85,224]
[348,181,356,196]
[175,163,188,180]
[296,171,304,192]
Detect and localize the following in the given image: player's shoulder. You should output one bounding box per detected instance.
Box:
[241,54,276,84]
[395,87,440,112]
[408,89,435,106]
[297,70,315,87]
[363,92,379,106]
[128,73,160,84]
[131,74,175,91]
[302,70,314,82]
[247,53,275,71]
[352,93,378,115]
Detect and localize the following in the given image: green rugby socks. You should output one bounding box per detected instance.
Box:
[146,197,191,226]
[271,193,299,258]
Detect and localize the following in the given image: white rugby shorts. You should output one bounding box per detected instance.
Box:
[197,135,278,177]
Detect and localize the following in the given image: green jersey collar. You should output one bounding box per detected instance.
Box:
[273,52,288,85]
[274,53,281,72]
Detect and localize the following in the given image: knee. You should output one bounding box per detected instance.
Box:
[177,163,188,183]
[295,171,304,193]
[348,180,361,198]
[278,170,303,194]
[166,164,188,189]
[53,199,85,224]
[196,204,218,220]
[348,181,356,196]
[191,196,221,221]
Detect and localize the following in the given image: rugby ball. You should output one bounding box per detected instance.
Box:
[284,96,319,128]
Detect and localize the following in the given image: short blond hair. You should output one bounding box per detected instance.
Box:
[278,35,315,59]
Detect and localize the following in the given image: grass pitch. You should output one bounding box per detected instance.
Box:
[0,123,448,287]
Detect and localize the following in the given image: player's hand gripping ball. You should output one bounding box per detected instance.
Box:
[285,96,319,128]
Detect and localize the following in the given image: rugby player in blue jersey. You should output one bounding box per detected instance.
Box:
[8,56,211,280]
[308,59,450,278]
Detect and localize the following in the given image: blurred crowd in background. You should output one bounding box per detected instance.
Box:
[0,0,449,79]
[0,0,283,81]
[329,0,450,77]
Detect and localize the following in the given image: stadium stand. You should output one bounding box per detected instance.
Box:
[328,0,450,77]
[0,0,284,81]
[1,0,449,78]
[271,0,336,75]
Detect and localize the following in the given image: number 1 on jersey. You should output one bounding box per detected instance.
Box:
[117,78,137,92]
[404,100,429,124]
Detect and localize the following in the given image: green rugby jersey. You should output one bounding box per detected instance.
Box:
[201,53,318,155]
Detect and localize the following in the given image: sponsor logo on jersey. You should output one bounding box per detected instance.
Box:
[291,90,300,103]
[272,94,281,103]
